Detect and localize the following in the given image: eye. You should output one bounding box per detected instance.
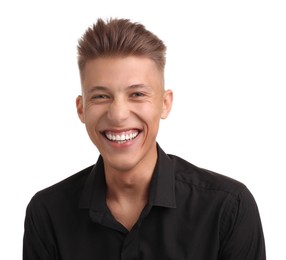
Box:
[91,94,110,100]
[131,92,145,97]
[90,94,111,103]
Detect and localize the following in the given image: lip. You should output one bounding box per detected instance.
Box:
[100,128,142,144]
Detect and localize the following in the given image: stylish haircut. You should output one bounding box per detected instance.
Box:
[77,18,166,72]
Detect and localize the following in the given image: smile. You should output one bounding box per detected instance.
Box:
[103,129,140,143]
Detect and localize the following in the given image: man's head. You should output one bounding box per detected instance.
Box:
[77,18,166,76]
[76,18,172,173]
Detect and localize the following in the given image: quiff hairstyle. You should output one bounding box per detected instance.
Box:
[77,18,166,72]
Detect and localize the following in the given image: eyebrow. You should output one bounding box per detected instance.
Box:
[87,84,151,94]
[87,86,108,94]
[127,84,152,91]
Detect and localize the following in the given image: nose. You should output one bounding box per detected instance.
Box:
[107,98,130,124]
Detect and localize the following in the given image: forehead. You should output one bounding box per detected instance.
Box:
[80,56,163,89]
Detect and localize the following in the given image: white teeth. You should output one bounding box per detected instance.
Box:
[105,131,139,143]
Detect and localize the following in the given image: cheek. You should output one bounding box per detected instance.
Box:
[83,111,100,135]
[135,104,161,124]
[136,98,163,115]
[84,104,105,120]
[138,104,162,130]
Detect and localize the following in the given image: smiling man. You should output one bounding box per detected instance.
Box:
[76,55,172,231]
[23,18,266,259]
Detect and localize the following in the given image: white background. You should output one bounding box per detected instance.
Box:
[0,0,285,259]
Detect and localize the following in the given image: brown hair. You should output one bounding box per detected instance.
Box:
[77,18,166,72]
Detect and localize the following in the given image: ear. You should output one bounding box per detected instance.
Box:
[161,89,173,119]
[76,95,85,123]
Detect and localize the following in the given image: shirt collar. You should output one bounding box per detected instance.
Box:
[78,144,176,210]
[148,144,176,208]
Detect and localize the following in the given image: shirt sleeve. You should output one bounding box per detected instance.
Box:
[23,196,55,260]
[218,187,266,260]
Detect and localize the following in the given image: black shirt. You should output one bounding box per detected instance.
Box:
[23,145,266,259]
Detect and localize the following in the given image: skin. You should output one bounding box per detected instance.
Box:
[76,56,173,230]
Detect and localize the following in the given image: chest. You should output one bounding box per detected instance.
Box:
[57,206,221,260]
[107,200,146,231]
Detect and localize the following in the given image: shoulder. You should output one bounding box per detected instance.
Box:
[168,154,263,238]
[27,165,94,211]
[168,154,247,196]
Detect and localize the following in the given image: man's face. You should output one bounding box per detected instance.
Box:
[76,56,172,173]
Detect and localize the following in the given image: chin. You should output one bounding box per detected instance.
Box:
[110,160,138,173]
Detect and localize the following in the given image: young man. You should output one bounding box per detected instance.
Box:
[23,18,266,259]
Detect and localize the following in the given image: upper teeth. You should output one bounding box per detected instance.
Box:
[105,131,139,142]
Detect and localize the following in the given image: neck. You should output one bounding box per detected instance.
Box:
[105,151,157,203]
[105,164,154,203]
[103,149,157,230]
